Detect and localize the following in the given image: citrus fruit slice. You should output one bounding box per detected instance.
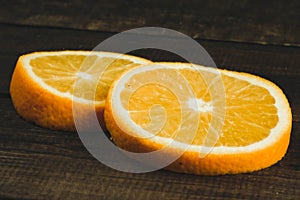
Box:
[104,62,292,175]
[10,51,151,131]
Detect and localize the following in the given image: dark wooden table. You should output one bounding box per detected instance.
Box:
[0,0,299,199]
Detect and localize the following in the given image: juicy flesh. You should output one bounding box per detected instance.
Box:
[30,55,140,101]
[121,68,278,147]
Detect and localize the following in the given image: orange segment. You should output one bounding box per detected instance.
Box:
[128,84,182,139]
[30,54,143,101]
[218,74,279,146]
[124,68,279,146]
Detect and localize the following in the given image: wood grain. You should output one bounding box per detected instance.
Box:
[0,1,300,199]
[1,31,300,199]
[1,0,300,46]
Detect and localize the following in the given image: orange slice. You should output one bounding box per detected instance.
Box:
[10,51,151,131]
[104,62,292,175]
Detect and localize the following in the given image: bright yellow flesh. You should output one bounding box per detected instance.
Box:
[30,55,141,101]
[121,68,278,147]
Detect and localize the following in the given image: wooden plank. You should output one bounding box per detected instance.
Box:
[1,24,300,95]
[1,0,300,46]
[0,23,299,199]
[0,95,299,199]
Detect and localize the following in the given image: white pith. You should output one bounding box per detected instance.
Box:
[188,98,213,112]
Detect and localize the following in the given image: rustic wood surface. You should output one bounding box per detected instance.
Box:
[0,1,299,199]
[1,0,300,46]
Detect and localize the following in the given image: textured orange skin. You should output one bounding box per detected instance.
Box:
[104,66,292,175]
[10,57,104,132]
